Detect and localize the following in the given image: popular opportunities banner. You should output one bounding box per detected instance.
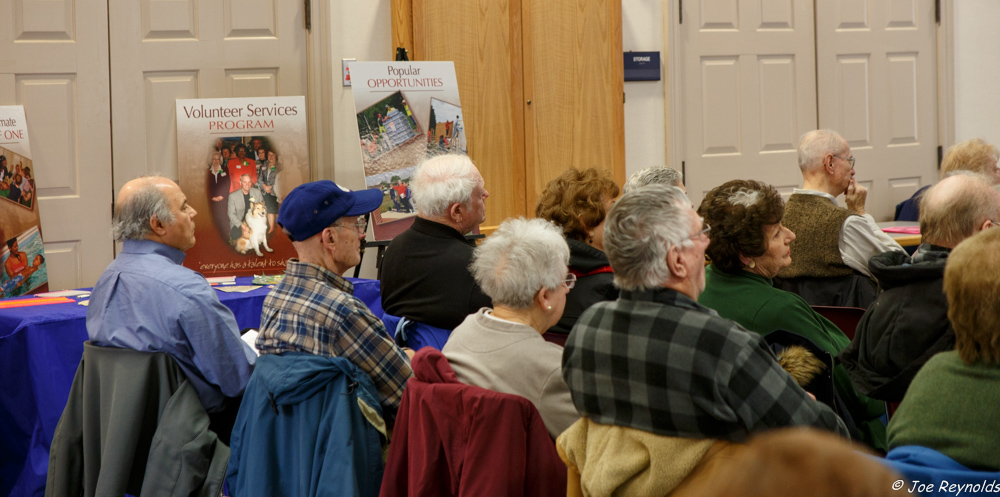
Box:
[175,96,309,276]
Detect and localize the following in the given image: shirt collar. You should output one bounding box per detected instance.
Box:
[792,188,839,204]
[620,286,720,317]
[284,258,353,293]
[121,239,186,265]
[412,217,473,245]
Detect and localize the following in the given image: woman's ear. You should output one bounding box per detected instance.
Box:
[536,286,556,311]
[738,252,752,267]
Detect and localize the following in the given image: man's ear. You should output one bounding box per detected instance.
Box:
[666,245,687,279]
[448,202,464,224]
[149,215,168,236]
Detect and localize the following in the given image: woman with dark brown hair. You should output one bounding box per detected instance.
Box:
[696,179,887,452]
[535,168,619,339]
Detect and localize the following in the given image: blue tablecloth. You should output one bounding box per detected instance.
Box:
[0,276,382,497]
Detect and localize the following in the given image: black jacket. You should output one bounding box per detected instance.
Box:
[380,217,491,330]
[548,239,619,336]
[838,246,954,402]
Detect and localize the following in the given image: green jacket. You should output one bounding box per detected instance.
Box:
[699,265,887,451]
[889,351,1000,471]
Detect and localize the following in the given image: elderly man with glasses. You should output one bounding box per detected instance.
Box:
[562,184,848,445]
[779,129,904,284]
[255,180,414,428]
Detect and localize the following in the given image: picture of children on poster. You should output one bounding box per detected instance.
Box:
[175,96,309,276]
[349,62,468,241]
[0,106,48,298]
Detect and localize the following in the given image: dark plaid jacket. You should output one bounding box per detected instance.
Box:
[562,287,848,442]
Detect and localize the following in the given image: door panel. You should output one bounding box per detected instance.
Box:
[817,0,937,220]
[680,0,818,203]
[0,0,114,291]
[110,0,306,189]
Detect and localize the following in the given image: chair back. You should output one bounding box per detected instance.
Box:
[381,312,452,351]
[774,274,876,309]
[810,306,866,341]
[46,342,228,497]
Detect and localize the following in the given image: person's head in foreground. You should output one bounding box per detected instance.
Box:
[944,227,1000,366]
[797,129,856,196]
[622,166,685,194]
[411,154,488,234]
[604,184,705,298]
[277,180,382,275]
[535,168,619,251]
[940,138,1000,184]
[470,217,571,333]
[671,428,905,497]
[919,172,1000,248]
[113,176,197,251]
[698,179,794,279]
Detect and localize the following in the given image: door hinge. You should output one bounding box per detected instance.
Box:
[304,0,311,31]
[935,0,941,25]
[937,145,943,169]
[679,0,683,24]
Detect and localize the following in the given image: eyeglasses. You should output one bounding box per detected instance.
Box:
[333,217,368,234]
[563,273,577,290]
[678,219,711,244]
[833,154,856,169]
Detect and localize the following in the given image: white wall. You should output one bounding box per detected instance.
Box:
[622,0,668,182]
[953,1,1000,145]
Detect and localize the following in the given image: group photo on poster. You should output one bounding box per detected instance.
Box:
[0,107,49,298]
[177,96,309,276]
[349,62,468,240]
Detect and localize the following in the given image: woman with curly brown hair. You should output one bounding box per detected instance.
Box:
[535,168,619,339]
[696,179,887,452]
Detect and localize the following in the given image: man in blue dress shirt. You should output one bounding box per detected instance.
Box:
[87,175,256,443]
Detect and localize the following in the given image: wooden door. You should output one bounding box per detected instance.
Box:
[816,0,938,220]
[411,0,526,230]
[400,0,624,230]
[109,0,308,189]
[0,0,114,290]
[678,0,818,204]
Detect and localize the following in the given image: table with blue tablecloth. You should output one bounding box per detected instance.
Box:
[0,276,383,497]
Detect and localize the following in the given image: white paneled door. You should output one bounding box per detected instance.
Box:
[816,0,938,220]
[679,0,938,219]
[0,0,115,291]
[109,0,308,190]
[679,0,818,204]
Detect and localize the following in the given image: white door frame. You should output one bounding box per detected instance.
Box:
[665,0,955,188]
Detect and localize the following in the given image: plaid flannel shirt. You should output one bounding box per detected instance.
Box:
[562,287,848,442]
[258,260,412,424]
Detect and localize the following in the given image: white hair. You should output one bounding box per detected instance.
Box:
[411,154,480,218]
[797,129,847,171]
[727,188,763,207]
[470,217,569,309]
[622,166,683,194]
[112,175,175,242]
[605,185,694,291]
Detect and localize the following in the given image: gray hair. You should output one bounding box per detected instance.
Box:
[470,217,569,309]
[605,184,694,291]
[112,176,175,242]
[412,154,479,218]
[798,129,847,171]
[622,166,683,193]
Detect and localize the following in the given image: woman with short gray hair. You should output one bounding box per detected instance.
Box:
[442,217,579,438]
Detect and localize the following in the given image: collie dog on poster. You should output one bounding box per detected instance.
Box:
[235,201,273,256]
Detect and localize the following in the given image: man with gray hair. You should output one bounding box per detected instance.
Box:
[621,166,685,194]
[87,176,255,441]
[839,172,1000,402]
[780,129,903,284]
[563,184,848,442]
[380,154,491,330]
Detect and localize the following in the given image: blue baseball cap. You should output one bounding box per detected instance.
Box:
[277,180,383,241]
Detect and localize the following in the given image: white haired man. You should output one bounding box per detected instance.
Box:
[780,130,904,282]
[563,184,848,442]
[380,154,491,330]
[87,176,256,442]
[839,172,1000,402]
[622,166,685,193]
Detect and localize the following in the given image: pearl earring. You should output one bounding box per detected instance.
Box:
[748,260,756,269]
[546,305,552,311]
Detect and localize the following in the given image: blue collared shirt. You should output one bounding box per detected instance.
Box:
[86,239,256,412]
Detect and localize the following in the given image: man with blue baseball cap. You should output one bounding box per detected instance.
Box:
[254,180,414,427]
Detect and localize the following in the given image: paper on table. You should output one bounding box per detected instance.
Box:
[0,297,75,309]
[214,285,260,293]
[36,290,91,298]
[882,226,920,234]
[241,329,261,356]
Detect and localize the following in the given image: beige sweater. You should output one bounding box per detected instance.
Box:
[442,308,579,438]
